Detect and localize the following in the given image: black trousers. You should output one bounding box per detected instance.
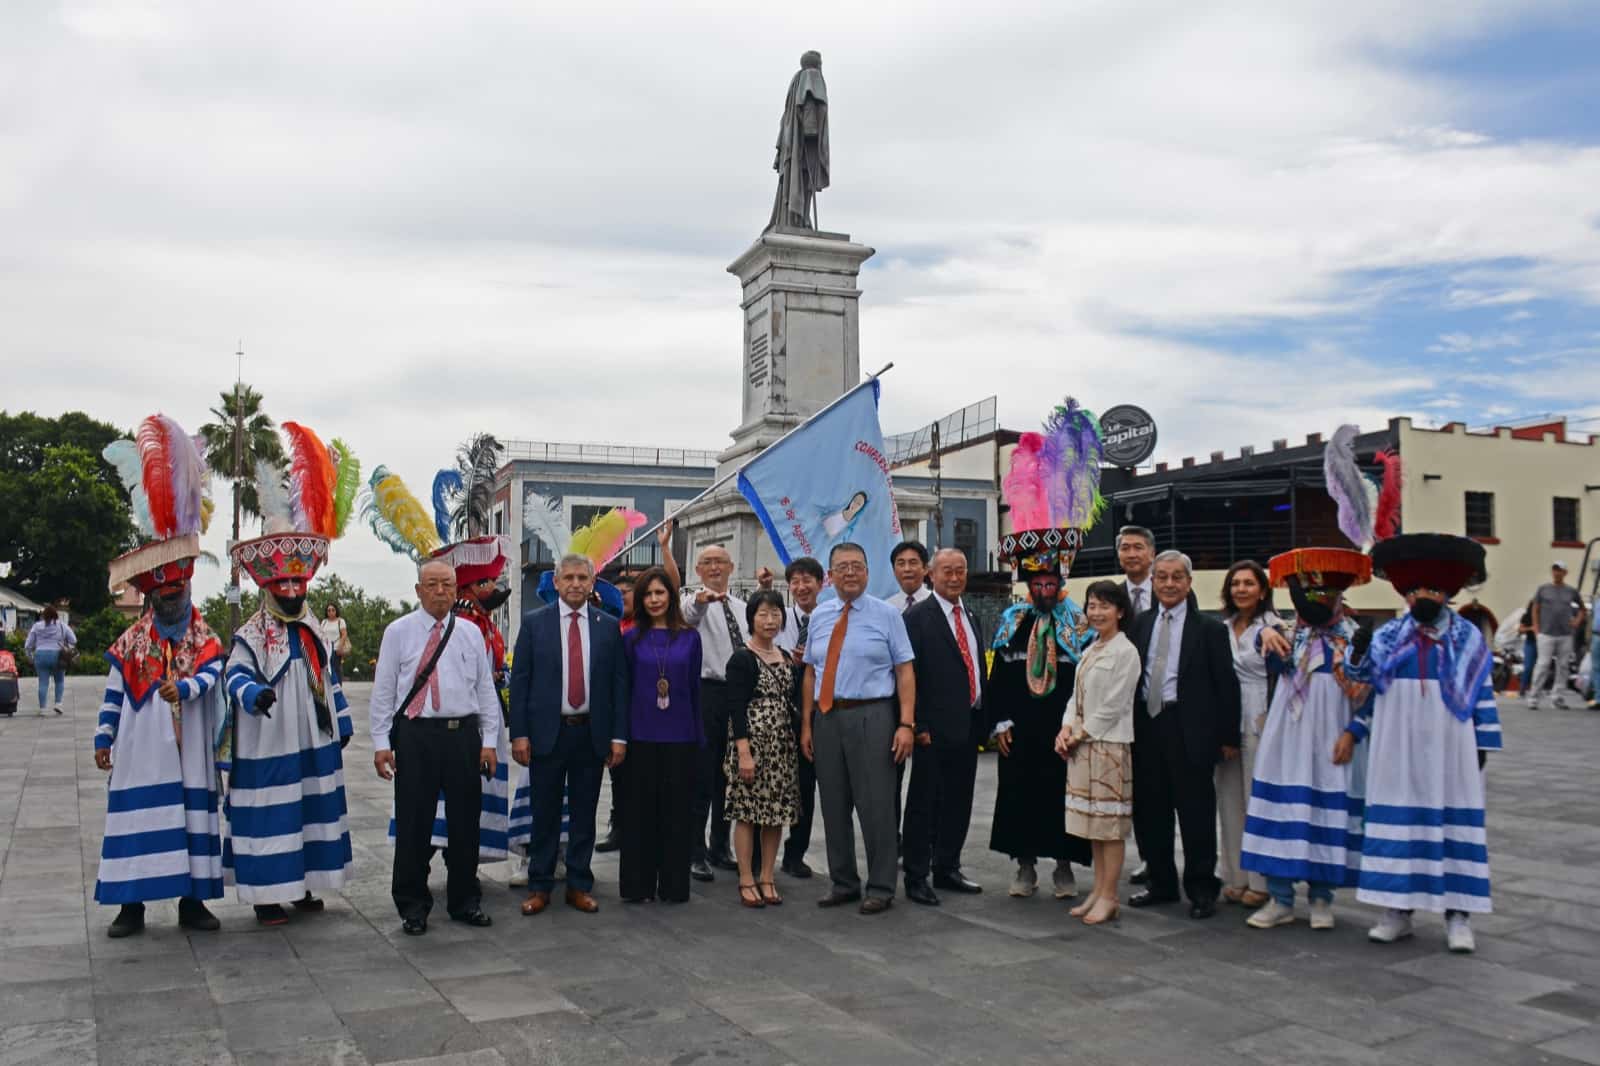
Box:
[1132,704,1220,903]
[691,679,731,862]
[783,725,817,867]
[392,716,483,922]
[901,718,982,883]
[619,740,696,901]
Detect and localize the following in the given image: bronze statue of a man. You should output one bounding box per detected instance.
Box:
[767,50,829,232]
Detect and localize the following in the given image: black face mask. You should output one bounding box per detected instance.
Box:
[479,585,511,612]
[1288,580,1336,628]
[272,594,307,618]
[1409,598,1444,624]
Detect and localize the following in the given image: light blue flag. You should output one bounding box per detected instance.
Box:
[737,380,904,599]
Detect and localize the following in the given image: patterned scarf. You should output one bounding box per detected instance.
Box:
[992,598,1090,698]
[1363,609,1490,722]
[106,607,224,711]
[1274,614,1368,720]
[233,606,334,736]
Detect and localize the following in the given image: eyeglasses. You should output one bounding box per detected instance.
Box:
[831,562,867,574]
[419,580,456,590]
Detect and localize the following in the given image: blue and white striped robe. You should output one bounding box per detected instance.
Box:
[223,621,354,904]
[94,659,226,904]
[1351,612,1501,914]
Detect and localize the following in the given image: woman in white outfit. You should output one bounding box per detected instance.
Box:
[1215,560,1279,908]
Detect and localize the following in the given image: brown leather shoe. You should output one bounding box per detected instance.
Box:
[519,891,550,916]
[859,896,893,915]
[565,888,600,913]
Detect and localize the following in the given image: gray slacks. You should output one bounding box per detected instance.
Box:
[812,698,899,898]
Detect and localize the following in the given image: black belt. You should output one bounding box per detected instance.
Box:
[403,716,478,731]
[828,697,886,710]
[561,714,591,727]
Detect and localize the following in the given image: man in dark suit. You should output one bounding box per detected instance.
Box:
[510,553,630,916]
[901,549,988,905]
[1128,549,1241,919]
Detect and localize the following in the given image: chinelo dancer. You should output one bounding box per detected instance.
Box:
[223,424,359,925]
[93,414,227,938]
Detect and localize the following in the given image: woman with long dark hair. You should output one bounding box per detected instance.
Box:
[1215,560,1280,907]
[25,606,76,715]
[619,566,703,902]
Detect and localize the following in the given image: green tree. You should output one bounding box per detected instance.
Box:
[198,384,286,522]
[0,443,132,613]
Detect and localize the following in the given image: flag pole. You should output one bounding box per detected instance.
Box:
[609,363,896,564]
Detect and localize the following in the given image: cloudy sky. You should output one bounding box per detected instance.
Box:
[5,1,1599,602]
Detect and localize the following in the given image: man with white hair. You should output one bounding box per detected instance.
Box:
[1127,550,1241,920]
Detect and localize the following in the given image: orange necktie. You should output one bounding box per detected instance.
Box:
[818,602,851,713]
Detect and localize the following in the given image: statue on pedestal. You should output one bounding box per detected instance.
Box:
[767,51,830,232]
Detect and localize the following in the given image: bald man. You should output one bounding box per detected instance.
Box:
[681,544,750,881]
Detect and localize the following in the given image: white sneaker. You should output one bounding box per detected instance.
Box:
[1246,900,1295,929]
[1446,913,1475,954]
[507,854,529,888]
[1052,862,1077,899]
[1368,909,1414,943]
[1009,862,1038,898]
[1309,899,1335,930]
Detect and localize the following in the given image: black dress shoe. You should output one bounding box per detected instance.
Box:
[1189,898,1218,920]
[708,850,739,872]
[781,859,813,879]
[816,888,862,908]
[594,832,621,854]
[450,909,493,927]
[1128,889,1180,908]
[107,903,145,938]
[690,859,715,882]
[932,871,982,894]
[904,879,940,906]
[859,896,893,915]
[1130,864,1150,886]
[402,917,427,936]
[177,898,220,931]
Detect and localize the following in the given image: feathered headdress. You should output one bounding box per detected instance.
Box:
[999,398,1106,575]
[232,420,350,588]
[104,413,213,592]
[570,508,647,569]
[1324,425,1402,550]
[361,465,444,563]
[522,492,572,560]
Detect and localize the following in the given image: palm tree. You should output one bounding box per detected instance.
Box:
[199,384,286,522]
[450,433,504,538]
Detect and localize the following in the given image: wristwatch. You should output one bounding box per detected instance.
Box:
[896,723,914,731]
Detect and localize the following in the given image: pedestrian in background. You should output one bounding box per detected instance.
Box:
[319,602,350,679]
[25,606,76,715]
[1527,561,1585,710]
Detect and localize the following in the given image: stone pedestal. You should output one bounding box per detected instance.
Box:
[679,228,934,589]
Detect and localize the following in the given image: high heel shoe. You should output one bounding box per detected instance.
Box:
[1068,895,1098,918]
[738,883,765,909]
[758,881,783,906]
[1082,902,1120,925]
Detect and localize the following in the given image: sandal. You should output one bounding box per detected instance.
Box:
[758,881,783,906]
[738,883,765,909]
[1239,889,1271,908]
[1221,886,1247,905]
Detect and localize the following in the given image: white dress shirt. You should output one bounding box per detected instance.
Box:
[1144,598,1187,705]
[369,608,501,751]
[681,588,749,681]
[885,586,933,612]
[559,602,591,715]
[1124,576,1154,617]
[933,592,983,708]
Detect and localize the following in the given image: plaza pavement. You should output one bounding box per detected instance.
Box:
[1,676,1598,1065]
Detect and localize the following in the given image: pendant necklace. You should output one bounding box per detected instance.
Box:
[650,629,672,710]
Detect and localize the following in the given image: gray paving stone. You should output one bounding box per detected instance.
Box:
[234,1038,370,1066]
[1226,1023,1393,1065]
[313,965,445,1013]
[1385,952,1576,1002]
[1539,1027,1600,1066]
[1389,985,1590,1044]
[0,1019,98,1065]
[220,993,349,1054]
[96,1027,237,1065]
[1384,1024,1593,1066]
[341,1004,494,1065]
[383,1052,507,1066]
[429,973,576,1023]
[487,1011,651,1066]
[0,978,95,1027]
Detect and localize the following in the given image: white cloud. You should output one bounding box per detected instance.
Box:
[3,0,1599,599]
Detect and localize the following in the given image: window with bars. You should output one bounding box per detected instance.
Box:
[1553,497,1580,544]
[1464,491,1495,539]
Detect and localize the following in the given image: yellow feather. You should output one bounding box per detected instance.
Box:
[373,471,442,558]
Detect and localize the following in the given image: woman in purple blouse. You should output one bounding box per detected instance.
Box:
[619,566,704,903]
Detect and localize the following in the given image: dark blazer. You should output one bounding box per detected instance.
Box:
[1131,592,1241,763]
[904,595,988,748]
[509,602,630,759]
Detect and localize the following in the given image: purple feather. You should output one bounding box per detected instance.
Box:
[1040,399,1106,529]
[158,414,206,536]
[1323,424,1373,547]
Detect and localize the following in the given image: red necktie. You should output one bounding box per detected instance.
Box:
[567,610,586,709]
[952,605,978,706]
[404,619,444,719]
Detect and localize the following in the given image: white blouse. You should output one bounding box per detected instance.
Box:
[1063,630,1141,744]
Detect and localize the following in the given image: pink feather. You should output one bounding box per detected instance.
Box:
[1003,433,1050,531]
[157,414,205,536]
[1374,450,1403,541]
[136,416,178,537]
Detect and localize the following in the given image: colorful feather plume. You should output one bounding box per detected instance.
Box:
[361,465,443,562]
[1373,448,1403,542]
[282,421,338,538]
[1324,424,1376,550]
[192,434,215,534]
[136,416,179,538]
[1002,433,1050,532]
[432,469,464,542]
[522,492,572,558]
[569,507,646,568]
[255,459,294,534]
[103,439,155,535]
[1037,398,1106,531]
[329,438,361,538]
